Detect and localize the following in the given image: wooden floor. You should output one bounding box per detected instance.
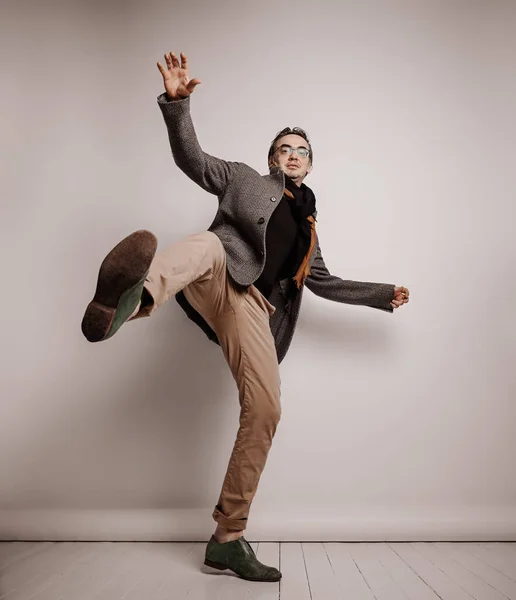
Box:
[1,541,516,599]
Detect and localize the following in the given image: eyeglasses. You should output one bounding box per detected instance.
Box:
[273,144,310,159]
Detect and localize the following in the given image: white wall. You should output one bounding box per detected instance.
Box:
[1,0,515,541]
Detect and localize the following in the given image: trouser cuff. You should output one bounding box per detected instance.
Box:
[128,284,155,321]
[212,505,248,532]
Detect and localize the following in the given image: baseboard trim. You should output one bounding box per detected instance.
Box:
[1,508,515,541]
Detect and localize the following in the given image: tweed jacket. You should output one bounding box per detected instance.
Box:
[157,93,395,363]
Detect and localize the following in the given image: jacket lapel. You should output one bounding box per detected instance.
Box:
[262,167,285,199]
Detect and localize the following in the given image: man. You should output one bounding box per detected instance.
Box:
[81,51,410,583]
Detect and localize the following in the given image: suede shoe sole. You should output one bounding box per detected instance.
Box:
[81,230,157,342]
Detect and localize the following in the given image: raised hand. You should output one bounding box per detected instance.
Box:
[391,286,409,310]
[157,51,201,100]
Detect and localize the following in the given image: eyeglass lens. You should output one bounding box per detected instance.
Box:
[278,145,309,158]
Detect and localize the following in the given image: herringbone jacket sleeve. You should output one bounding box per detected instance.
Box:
[305,237,395,313]
[157,93,238,196]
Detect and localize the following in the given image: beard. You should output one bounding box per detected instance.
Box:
[269,161,309,183]
[283,163,302,175]
[283,166,306,185]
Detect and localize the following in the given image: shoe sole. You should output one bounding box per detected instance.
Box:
[203,559,282,582]
[81,230,158,342]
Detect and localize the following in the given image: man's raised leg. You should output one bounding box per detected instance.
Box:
[81,230,225,342]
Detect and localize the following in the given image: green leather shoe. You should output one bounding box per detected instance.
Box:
[204,535,282,582]
[81,230,157,342]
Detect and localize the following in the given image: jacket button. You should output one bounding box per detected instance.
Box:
[270,196,277,202]
[257,217,265,224]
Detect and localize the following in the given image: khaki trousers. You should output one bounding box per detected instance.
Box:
[131,231,281,532]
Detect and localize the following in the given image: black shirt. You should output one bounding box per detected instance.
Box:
[253,193,299,298]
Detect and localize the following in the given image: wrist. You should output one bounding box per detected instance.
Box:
[167,91,189,101]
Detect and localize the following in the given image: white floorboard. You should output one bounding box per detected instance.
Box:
[279,543,311,600]
[435,542,516,599]
[0,541,515,600]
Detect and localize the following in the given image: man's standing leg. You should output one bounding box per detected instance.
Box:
[180,249,282,582]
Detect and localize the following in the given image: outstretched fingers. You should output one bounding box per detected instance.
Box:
[170,51,180,68]
[161,51,188,73]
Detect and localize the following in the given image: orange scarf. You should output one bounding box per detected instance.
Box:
[284,188,317,289]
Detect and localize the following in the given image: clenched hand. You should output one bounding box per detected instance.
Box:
[391,286,409,310]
